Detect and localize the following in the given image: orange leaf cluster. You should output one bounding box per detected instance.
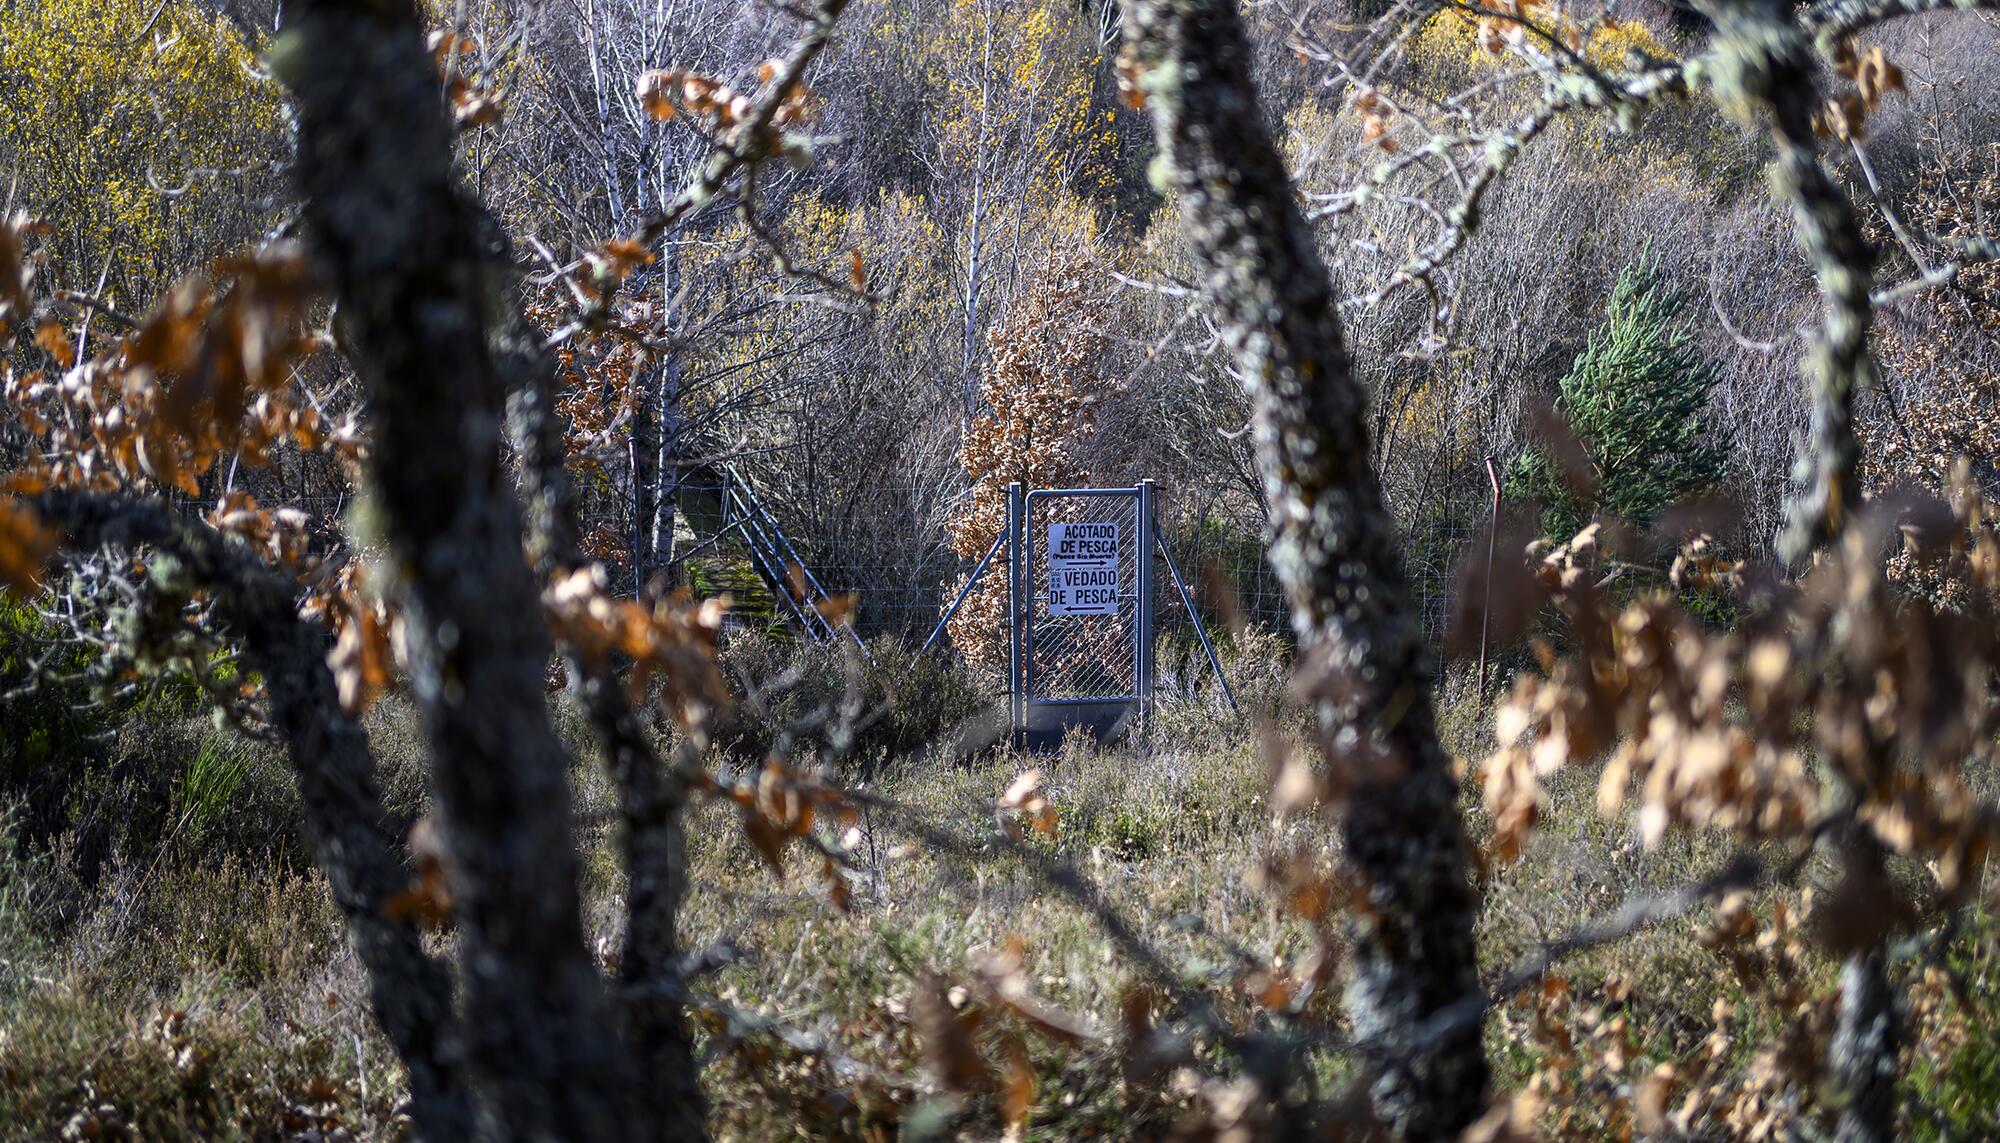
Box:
[3,246,337,501]
[541,563,730,724]
[634,65,816,133]
[0,498,56,595]
[696,758,859,912]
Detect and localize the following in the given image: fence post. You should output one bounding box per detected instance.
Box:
[1136,479,1156,727]
[1479,455,1502,698]
[1006,481,1024,747]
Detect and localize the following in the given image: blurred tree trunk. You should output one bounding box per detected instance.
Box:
[279,0,650,1136]
[1695,3,1897,1139]
[1118,1,1488,1137]
[31,492,475,1143]
[498,253,709,1140]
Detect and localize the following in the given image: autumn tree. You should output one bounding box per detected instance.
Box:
[946,246,1106,667]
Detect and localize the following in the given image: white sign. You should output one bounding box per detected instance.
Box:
[1048,522,1119,616]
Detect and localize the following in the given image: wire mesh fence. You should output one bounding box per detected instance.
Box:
[591,472,1484,685]
[1024,489,1140,702]
[156,465,1478,688]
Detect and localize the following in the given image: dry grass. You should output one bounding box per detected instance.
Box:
[2,671,1995,1141]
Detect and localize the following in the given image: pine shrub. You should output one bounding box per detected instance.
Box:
[1506,253,1731,542]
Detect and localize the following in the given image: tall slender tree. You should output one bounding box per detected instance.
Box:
[1118,1,1489,1136]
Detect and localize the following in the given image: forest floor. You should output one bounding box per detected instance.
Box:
[3,674,1997,1141]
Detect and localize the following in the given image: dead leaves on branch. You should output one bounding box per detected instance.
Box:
[635,63,818,136]
[4,243,340,502]
[541,563,730,724]
[208,489,313,570]
[138,248,318,441]
[308,561,397,717]
[911,935,1101,1140]
[1478,484,2000,908]
[1816,41,1906,142]
[427,28,506,129]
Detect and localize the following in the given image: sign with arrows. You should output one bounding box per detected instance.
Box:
[1048,522,1119,616]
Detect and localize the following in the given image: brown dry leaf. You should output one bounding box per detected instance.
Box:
[541,565,729,723]
[1113,45,1146,110]
[0,499,56,595]
[595,238,655,278]
[384,818,452,930]
[635,70,680,120]
[976,936,1098,1046]
[742,800,791,875]
[329,605,393,716]
[1241,965,1295,1011]
[999,1030,1034,1141]
[426,29,477,59]
[910,977,992,1094]
[1635,1062,1677,1134]
[821,856,851,914]
[1856,46,1904,108]
[999,768,1058,838]
[1264,726,1320,818]
[33,320,73,368]
[814,592,858,627]
[454,91,506,128]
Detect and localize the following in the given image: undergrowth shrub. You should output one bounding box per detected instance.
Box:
[713,633,997,773]
[2,597,310,890]
[0,843,401,1140]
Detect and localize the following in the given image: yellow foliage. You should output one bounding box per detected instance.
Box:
[0,0,282,299]
[1405,6,1673,82]
[928,0,1116,233]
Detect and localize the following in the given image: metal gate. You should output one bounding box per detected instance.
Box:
[924,478,1235,749]
[1011,484,1154,747]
